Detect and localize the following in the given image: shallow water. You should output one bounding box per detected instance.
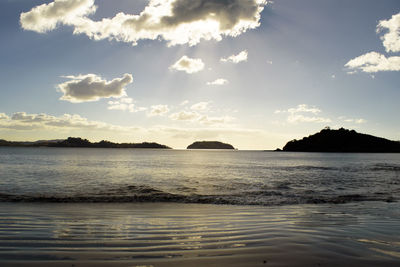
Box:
[0,202,399,266]
[1,147,400,205]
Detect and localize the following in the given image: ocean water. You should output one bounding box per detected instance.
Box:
[1,147,399,206]
[1,147,400,265]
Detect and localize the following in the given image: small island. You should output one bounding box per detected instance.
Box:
[187,141,235,149]
[282,127,400,152]
[0,137,171,149]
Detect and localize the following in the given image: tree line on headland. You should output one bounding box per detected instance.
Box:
[1,128,400,152]
[0,137,170,149]
[280,127,400,153]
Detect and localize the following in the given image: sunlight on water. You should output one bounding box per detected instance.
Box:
[0,148,399,205]
[0,202,399,265]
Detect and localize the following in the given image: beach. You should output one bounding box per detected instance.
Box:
[1,201,400,266]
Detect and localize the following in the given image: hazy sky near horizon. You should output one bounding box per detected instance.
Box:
[0,0,399,149]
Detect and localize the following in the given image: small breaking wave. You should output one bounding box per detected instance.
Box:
[0,188,396,206]
[370,163,400,172]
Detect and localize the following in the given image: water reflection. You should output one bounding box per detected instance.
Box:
[1,202,400,265]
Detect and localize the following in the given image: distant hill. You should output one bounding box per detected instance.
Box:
[0,137,171,149]
[187,141,235,149]
[282,128,400,152]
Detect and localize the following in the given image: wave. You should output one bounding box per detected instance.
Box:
[264,164,400,173]
[370,163,400,172]
[0,189,395,206]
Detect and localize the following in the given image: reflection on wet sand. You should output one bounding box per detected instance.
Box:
[0,202,400,266]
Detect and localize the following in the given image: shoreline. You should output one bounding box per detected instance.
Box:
[1,201,399,266]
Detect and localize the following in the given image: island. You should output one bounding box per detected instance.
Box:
[187,141,235,149]
[0,137,171,149]
[282,127,400,152]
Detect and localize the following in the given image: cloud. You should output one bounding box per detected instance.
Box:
[338,116,367,124]
[107,97,146,113]
[345,12,400,73]
[287,114,331,124]
[169,56,205,73]
[355,119,367,124]
[190,101,210,111]
[287,104,321,114]
[0,113,9,120]
[0,111,127,131]
[377,12,400,53]
[220,50,248,63]
[169,110,234,126]
[276,105,369,126]
[207,78,229,85]
[275,104,331,124]
[345,52,400,73]
[58,73,133,103]
[169,101,234,126]
[198,115,234,125]
[180,100,189,106]
[148,105,170,116]
[21,0,268,47]
[169,110,199,121]
[20,0,96,33]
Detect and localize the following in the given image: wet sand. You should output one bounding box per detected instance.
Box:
[1,201,400,266]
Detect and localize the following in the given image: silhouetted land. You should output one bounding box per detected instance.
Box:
[0,137,171,149]
[187,141,235,149]
[282,128,400,152]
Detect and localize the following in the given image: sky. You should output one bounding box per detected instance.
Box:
[0,0,399,149]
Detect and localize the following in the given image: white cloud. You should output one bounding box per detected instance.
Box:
[120,97,133,104]
[169,56,205,74]
[355,119,367,124]
[207,78,229,86]
[169,110,199,121]
[180,100,189,106]
[58,73,133,103]
[107,97,146,113]
[275,104,331,124]
[20,0,96,33]
[338,116,367,124]
[148,105,170,117]
[0,111,125,131]
[345,12,400,73]
[345,52,400,73]
[377,12,400,53]
[21,0,268,47]
[276,105,369,126]
[198,115,234,125]
[190,101,210,111]
[0,113,9,120]
[169,110,234,126]
[220,50,248,63]
[287,114,331,124]
[287,104,321,114]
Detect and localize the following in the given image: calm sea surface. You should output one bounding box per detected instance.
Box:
[0,147,399,205]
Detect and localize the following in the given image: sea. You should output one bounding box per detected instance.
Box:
[1,147,400,266]
[0,147,399,205]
